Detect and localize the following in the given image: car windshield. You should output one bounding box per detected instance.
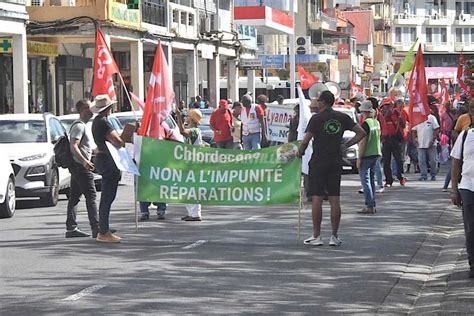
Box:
[108,117,124,131]
[115,115,141,127]
[0,120,47,143]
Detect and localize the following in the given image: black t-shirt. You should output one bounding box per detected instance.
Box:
[92,114,114,153]
[305,108,356,161]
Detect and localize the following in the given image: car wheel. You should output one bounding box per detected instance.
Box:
[40,168,59,207]
[0,176,16,218]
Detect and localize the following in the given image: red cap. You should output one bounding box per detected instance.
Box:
[381,97,394,106]
[219,99,229,109]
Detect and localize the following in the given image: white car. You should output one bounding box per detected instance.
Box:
[334,107,359,173]
[0,151,15,218]
[0,113,70,206]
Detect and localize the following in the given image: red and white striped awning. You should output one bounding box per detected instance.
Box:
[234,6,294,35]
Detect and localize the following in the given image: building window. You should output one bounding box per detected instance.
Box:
[456,28,462,42]
[471,28,474,43]
[188,13,194,26]
[441,28,447,43]
[180,11,186,24]
[410,27,417,42]
[465,2,472,15]
[395,27,402,43]
[426,28,433,43]
[173,9,178,23]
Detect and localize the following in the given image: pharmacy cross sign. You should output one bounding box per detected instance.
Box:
[0,39,12,53]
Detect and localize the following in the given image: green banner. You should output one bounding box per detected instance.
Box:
[137,138,301,205]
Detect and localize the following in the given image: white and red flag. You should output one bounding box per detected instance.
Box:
[138,42,174,139]
[440,79,449,107]
[297,65,318,90]
[350,81,363,98]
[92,29,119,100]
[407,45,431,128]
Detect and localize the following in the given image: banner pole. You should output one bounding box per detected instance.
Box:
[298,177,302,241]
[118,73,138,121]
[134,174,138,232]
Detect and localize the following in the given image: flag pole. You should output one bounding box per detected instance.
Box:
[118,73,139,122]
[298,178,302,240]
[134,174,138,232]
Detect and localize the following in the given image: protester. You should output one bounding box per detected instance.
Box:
[140,202,167,221]
[454,99,474,137]
[175,108,203,221]
[412,111,440,181]
[192,95,205,109]
[440,101,455,144]
[391,99,409,176]
[298,91,366,246]
[232,101,243,150]
[288,104,299,142]
[450,127,474,278]
[65,100,99,238]
[91,95,124,243]
[302,99,321,202]
[367,97,384,193]
[256,94,269,147]
[380,97,407,187]
[240,94,267,150]
[210,99,233,149]
[276,95,284,105]
[357,101,382,215]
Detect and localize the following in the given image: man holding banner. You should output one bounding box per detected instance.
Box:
[298,91,366,246]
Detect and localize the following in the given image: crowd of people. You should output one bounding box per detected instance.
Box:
[63,88,474,279]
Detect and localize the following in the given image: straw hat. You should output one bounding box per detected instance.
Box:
[91,94,117,113]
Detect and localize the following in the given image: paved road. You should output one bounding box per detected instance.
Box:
[1,170,472,314]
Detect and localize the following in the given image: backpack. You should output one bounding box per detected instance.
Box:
[53,121,84,169]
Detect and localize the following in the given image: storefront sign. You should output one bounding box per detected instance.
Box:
[138,138,300,205]
[266,103,294,143]
[0,38,59,57]
[239,58,262,69]
[108,2,140,28]
[337,44,349,60]
[260,55,285,69]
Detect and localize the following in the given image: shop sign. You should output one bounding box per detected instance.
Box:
[0,38,58,57]
[239,58,262,69]
[260,55,285,69]
[108,2,140,28]
[337,44,349,60]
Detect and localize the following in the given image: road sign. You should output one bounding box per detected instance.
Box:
[239,58,262,69]
[260,55,285,69]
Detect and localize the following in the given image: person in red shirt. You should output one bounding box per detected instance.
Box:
[210,99,233,149]
[380,97,407,187]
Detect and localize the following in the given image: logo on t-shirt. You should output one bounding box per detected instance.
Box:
[324,120,342,135]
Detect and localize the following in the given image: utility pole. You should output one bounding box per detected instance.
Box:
[289,0,296,99]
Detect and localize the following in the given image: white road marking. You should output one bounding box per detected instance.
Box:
[182,240,208,249]
[62,285,106,301]
[245,215,261,221]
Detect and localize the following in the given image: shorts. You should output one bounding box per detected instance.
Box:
[308,160,342,196]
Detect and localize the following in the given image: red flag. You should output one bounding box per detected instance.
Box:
[350,81,363,98]
[408,46,431,128]
[130,92,145,111]
[440,79,449,108]
[297,65,318,90]
[92,29,119,99]
[138,43,174,139]
[457,51,467,92]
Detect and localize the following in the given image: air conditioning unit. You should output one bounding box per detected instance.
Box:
[296,36,311,55]
[200,17,211,33]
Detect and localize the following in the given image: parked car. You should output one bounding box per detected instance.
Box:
[111,111,184,143]
[198,108,215,147]
[0,113,70,206]
[59,113,123,135]
[334,107,359,173]
[0,151,15,218]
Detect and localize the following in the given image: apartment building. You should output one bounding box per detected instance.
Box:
[392,0,474,81]
[0,0,29,113]
[3,0,240,114]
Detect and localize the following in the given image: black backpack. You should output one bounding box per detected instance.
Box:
[53,121,83,169]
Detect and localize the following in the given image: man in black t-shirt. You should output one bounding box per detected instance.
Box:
[298,91,366,247]
[91,94,125,243]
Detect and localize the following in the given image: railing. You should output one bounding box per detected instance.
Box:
[142,0,166,26]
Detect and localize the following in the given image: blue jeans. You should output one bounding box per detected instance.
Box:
[460,189,474,270]
[94,154,121,234]
[359,156,378,208]
[444,163,451,190]
[242,132,261,150]
[140,202,167,216]
[418,146,437,179]
[375,158,383,189]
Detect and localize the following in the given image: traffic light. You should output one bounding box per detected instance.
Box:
[127,0,139,10]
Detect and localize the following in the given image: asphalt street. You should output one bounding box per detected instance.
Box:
[1,169,473,315]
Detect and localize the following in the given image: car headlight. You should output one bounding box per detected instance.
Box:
[346,148,357,158]
[19,153,47,161]
[26,165,47,177]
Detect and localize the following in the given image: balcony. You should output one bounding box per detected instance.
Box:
[394,42,417,52]
[142,0,166,27]
[27,0,140,29]
[0,0,28,20]
[424,42,453,52]
[309,11,337,31]
[168,2,197,39]
[424,14,451,26]
[453,13,473,25]
[393,13,423,25]
[454,42,474,52]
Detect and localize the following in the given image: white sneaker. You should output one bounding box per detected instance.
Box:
[329,235,342,246]
[303,235,323,246]
[376,187,384,194]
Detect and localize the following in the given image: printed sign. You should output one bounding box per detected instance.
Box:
[261,55,285,69]
[239,58,262,69]
[138,138,301,205]
[337,44,350,60]
[265,104,295,143]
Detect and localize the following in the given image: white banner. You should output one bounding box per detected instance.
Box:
[106,141,140,176]
[266,104,294,143]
